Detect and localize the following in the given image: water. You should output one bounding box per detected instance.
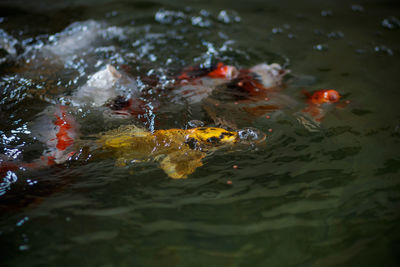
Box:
[1,0,400,266]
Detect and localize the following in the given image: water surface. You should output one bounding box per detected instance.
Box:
[0,0,399,266]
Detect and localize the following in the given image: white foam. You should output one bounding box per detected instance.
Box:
[44,20,104,57]
[72,64,137,107]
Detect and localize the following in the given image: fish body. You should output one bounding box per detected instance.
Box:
[3,109,242,180]
[308,89,340,105]
[0,105,77,181]
[97,126,239,178]
[173,62,288,104]
[31,105,78,165]
[172,62,237,104]
[303,89,341,121]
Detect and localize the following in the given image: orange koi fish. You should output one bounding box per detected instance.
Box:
[177,62,237,81]
[206,62,237,79]
[302,89,342,121]
[307,89,340,105]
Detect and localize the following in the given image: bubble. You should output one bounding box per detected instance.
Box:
[0,170,18,196]
[187,120,205,128]
[191,16,212,28]
[327,31,344,39]
[26,179,38,186]
[238,127,265,143]
[19,245,30,251]
[0,29,19,57]
[106,10,118,18]
[374,45,393,56]
[16,216,29,227]
[351,5,364,12]
[382,16,400,30]
[217,10,241,24]
[321,10,333,17]
[154,9,186,25]
[272,27,283,34]
[313,44,328,51]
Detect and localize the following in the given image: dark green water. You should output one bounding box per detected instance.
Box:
[1,0,399,266]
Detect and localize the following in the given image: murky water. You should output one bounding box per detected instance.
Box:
[1,0,399,266]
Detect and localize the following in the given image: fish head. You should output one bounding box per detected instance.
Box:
[311,89,341,104]
[188,127,238,147]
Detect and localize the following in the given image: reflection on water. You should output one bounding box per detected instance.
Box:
[1,0,400,266]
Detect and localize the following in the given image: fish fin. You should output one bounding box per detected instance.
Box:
[97,124,149,149]
[100,124,148,138]
[116,124,148,134]
[160,150,205,179]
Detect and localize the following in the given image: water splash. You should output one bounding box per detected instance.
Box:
[381,16,400,30]
[0,170,18,196]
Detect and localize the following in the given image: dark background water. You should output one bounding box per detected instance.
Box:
[0,0,399,266]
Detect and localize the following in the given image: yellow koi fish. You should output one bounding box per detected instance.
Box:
[97,125,260,179]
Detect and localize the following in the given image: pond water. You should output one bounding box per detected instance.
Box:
[1,0,399,266]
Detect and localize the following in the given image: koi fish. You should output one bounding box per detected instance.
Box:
[30,105,78,166]
[197,63,291,125]
[3,104,264,180]
[172,62,289,126]
[70,63,288,124]
[306,89,340,105]
[302,89,341,121]
[96,125,264,179]
[0,105,77,189]
[226,63,289,99]
[172,62,238,104]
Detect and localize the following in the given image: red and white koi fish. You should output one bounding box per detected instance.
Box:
[218,63,288,100]
[302,89,342,121]
[249,63,288,88]
[172,62,288,104]
[172,62,238,104]
[0,105,78,183]
[30,105,78,166]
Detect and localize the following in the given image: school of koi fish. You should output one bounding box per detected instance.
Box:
[0,19,347,182]
[2,1,400,265]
